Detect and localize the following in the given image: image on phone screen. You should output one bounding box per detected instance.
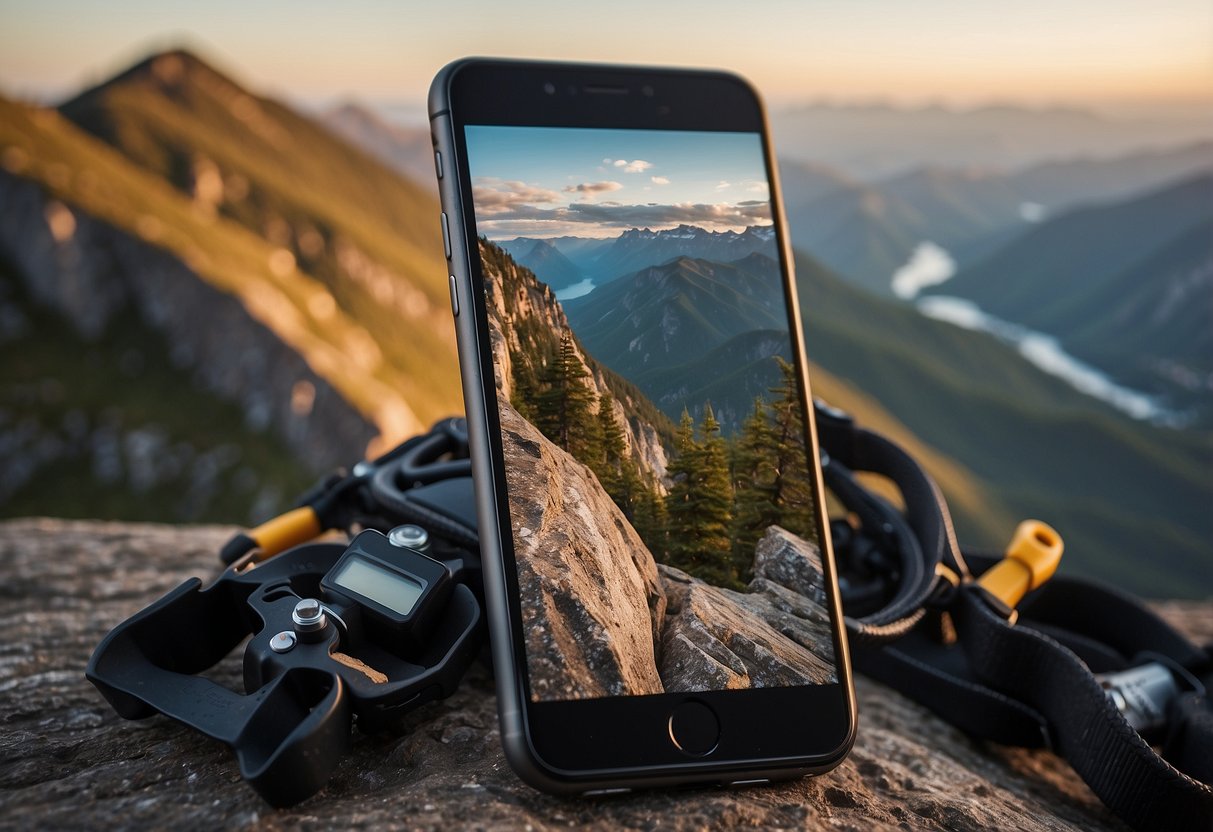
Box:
[465,125,838,703]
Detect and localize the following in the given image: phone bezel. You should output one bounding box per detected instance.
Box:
[431,58,855,788]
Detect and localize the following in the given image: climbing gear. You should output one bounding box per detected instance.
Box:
[88,406,1212,826]
[87,418,483,807]
[817,401,1213,831]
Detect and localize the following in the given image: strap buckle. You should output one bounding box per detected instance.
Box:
[975,520,1064,622]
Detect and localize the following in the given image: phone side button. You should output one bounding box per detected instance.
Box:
[667,700,720,757]
[448,274,460,317]
[440,212,452,259]
[434,150,444,180]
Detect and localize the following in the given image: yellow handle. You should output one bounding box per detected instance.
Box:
[248,506,322,562]
[977,520,1064,610]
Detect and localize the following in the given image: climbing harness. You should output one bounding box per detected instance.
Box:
[89,407,1213,826]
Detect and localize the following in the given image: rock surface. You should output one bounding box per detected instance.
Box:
[4,517,1209,830]
[658,564,836,691]
[500,402,666,701]
[753,524,828,606]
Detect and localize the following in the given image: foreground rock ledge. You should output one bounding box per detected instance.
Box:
[3,519,1209,830]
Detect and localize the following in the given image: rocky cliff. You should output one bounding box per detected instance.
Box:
[3,516,1202,830]
[481,239,670,484]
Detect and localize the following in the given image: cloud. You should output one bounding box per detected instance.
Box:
[563,180,624,194]
[744,180,770,194]
[471,177,563,215]
[650,175,670,185]
[565,200,772,229]
[608,158,653,173]
[715,180,732,191]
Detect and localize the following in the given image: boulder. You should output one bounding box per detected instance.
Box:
[753,524,828,606]
[657,564,836,692]
[499,401,666,700]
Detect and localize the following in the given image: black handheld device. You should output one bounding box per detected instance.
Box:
[86,528,481,807]
[430,58,855,793]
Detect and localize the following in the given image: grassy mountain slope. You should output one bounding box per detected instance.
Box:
[0,94,433,446]
[1064,220,1212,387]
[795,250,1212,597]
[56,49,461,428]
[0,256,313,522]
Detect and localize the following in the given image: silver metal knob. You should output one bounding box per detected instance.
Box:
[292,598,327,632]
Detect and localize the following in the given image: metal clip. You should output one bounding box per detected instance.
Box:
[1095,662,1180,733]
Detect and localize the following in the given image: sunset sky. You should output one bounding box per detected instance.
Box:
[1,0,1210,119]
[466,126,771,238]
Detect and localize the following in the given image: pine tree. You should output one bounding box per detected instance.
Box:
[533,332,601,462]
[665,408,701,572]
[768,357,817,542]
[594,392,627,498]
[664,405,737,587]
[731,395,781,577]
[696,403,736,585]
[509,348,541,422]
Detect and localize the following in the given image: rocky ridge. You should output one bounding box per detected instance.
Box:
[2,516,1200,830]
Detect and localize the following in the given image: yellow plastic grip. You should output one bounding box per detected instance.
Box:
[977,520,1064,611]
[249,506,322,561]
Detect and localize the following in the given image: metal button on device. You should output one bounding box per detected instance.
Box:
[440,212,452,259]
[269,631,297,653]
[448,274,459,317]
[292,598,327,633]
[388,523,432,555]
[434,150,444,179]
[668,700,720,756]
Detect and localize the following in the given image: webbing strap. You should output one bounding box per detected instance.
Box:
[955,588,1213,830]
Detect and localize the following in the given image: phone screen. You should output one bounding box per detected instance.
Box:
[464,124,838,703]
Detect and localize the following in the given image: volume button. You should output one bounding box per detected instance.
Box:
[440,212,452,260]
[448,274,460,317]
[434,150,444,180]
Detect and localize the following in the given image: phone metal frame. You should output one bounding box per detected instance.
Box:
[429,57,855,794]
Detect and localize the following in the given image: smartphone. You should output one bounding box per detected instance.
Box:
[429,58,854,793]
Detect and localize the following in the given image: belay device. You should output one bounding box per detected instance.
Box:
[89,409,1212,828]
[87,418,483,807]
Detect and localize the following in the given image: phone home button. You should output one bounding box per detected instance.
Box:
[667,700,720,756]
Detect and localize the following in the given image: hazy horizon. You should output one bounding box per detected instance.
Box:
[1,1,1210,122]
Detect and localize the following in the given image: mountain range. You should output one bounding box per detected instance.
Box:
[779,142,1213,293]
[562,252,787,433]
[932,173,1213,417]
[1,47,1208,597]
[0,49,461,521]
[771,102,1213,180]
[501,224,779,294]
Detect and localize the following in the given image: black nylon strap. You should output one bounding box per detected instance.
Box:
[955,588,1213,831]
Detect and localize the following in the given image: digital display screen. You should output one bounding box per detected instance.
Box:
[332,554,425,616]
[464,125,837,702]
